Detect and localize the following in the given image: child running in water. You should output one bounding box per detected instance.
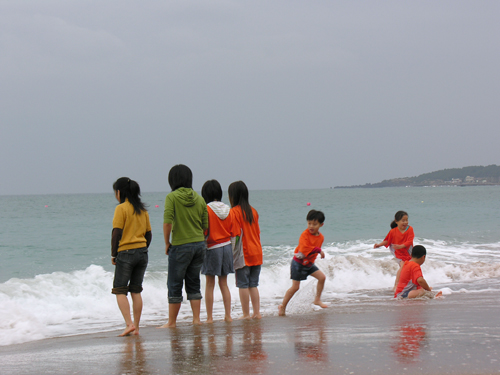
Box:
[228,181,263,320]
[111,177,152,336]
[279,210,327,316]
[374,210,414,290]
[201,179,234,323]
[395,245,442,299]
[160,165,208,328]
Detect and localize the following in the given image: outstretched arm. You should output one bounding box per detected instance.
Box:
[374,240,388,249]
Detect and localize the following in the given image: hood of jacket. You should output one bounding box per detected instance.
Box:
[172,187,198,207]
[207,201,230,220]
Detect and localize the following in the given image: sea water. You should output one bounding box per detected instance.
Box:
[1,187,499,346]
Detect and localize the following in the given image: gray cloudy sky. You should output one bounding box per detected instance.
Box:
[1,1,499,195]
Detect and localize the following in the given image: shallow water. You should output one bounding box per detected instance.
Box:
[1,186,499,345]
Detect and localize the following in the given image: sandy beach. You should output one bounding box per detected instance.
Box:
[1,290,499,375]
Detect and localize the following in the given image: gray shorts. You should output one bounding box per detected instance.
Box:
[235,265,261,288]
[201,243,234,276]
[290,259,319,281]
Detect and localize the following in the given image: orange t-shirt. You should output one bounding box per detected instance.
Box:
[293,229,324,266]
[394,260,423,298]
[206,205,232,249]
[384,226,414,261]
[230,205,263,266]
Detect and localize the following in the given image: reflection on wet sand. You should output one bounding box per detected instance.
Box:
[119,336,149,375]
[391,307,427,363]
[294,314,328,362]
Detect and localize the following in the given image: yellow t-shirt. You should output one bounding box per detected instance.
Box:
[112,200,151,252]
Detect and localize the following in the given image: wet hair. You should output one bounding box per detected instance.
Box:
[307,209,325,224]
[228,180,254,224]
[168,164,193,191]
[113,177,147,215]
[390,210,408,229]
[412,245,426,259]
[201,179,223,204]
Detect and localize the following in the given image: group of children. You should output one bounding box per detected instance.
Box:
[110,166,440,336]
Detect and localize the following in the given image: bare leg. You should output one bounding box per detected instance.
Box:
[190,299,202,325]
[279,280,300,316]
[159,303,181,328]
[239,288,251,319]
[394,261,404,291]
[218,275,232,322]
[249,287,261,319]
[116,294,136,336]
[205,275,216,323]
[130,293,142,335]
[311,270,328,308]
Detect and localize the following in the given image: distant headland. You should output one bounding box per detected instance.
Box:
[335,165,500,188]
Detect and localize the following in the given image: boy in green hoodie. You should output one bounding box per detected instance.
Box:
[159,164,208,328]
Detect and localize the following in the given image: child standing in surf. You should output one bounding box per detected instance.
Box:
[279,210,327,316]
[111,177,152,336]
[374,210,414,290]
[201,179,234,323]
[228,181,263,320]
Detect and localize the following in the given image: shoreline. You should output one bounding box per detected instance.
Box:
[1,291,499,374]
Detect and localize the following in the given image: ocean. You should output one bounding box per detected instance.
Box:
[1,186,500,346]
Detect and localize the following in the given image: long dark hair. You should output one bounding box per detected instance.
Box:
[390,210,408,229]
[168,164,193,191]
[228,181,254,224]
[113,177,147,215]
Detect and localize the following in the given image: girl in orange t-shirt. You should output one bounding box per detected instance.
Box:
[228,180,263,320]
[201,179,234,323]
[374,210,414,290]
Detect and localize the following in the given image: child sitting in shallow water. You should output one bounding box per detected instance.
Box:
[395,245,442,299]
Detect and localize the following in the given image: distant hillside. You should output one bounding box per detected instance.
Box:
[336,165,500,188]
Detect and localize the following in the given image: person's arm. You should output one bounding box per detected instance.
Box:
[416,276,432,291]
[402,227,415,248]
[163,223,172,255]
[374,240,388,248]
[145,231,152,248]
[111,228,122,265]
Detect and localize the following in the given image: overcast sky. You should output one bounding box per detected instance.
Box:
[1,1,499,195]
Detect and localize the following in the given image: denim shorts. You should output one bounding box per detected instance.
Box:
[167,241,206,304]
[290,259,319,281]
[201,244,234,276]
[235,265,261,288]
[112,247,148,295]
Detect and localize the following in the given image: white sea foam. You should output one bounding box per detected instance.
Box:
[1,239,499,346]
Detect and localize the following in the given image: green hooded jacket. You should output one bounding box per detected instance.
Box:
[164,188,208,246]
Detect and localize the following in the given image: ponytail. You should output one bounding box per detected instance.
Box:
[113,177,147,215]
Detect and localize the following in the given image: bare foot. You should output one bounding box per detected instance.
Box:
[206,318,214,324]
[313,300,328,308]
[278,304,286,316]
[224,315,233,322]
[119,324,136,336]
[252,313,262,319]
[435,291,443,298]
[133,329,140,336]
[158,322,176,328]
[238,315,252,320]
[193,319,203,325]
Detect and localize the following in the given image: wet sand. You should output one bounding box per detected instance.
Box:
[1,292,499,374]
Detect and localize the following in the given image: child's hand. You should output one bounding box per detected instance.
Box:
[320,251,325,259]
[111,257,116,265]
[165,242,171,255]
[374,244,380,249]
